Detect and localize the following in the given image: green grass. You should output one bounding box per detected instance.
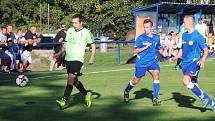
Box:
[0,49,215,121]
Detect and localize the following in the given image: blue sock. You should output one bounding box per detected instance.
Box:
[191,83,215,107]
[124,81,134,93]
[190,83,202,97]
[153,80,160,99]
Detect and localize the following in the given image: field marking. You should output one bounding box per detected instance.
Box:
[31,64,174,80]
[1,64,174,82]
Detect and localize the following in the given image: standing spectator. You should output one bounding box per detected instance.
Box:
[50,24,67,71]
[195,18,207,39]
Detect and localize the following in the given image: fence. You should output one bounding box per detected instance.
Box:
[37,40,134,64]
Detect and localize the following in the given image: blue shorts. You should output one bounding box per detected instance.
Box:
[134,63,160,78]
[182,61,200,83]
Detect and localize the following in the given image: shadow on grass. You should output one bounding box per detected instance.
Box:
[1,95,215,121]
[163,92,211,112]
[65,90,102,109]
[131,88,162,101]
[0,96,163,121]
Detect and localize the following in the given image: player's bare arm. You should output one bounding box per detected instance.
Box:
[88,43,96,64]
[199,48,208,69]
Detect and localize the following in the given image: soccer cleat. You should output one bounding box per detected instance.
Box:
[212,106,215,112]
[201,98,209,108]
[152,98,161,106]
[124,91,129,103]
[85,92,92,107]
[175,65,180,70]
[56,98,67,110]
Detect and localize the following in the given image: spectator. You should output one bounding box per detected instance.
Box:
[210,47,215,56]
[50,24,67,71]
[6,25,16,43]
[6,29,24,71]
[19,26,39,72]
[195,18,207,38]
[206,33,214,47]
[206,33,215,56]
[20,45,32,72]
[24,25,39,50]
[15,29,26,45]
[1,44,13,73]
[0,26,7,46]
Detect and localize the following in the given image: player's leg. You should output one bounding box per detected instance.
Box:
[124,77,141,103]
[123,67,146,103]
[49,57,57,71]
[74,78,92,107]
[56,73,76,109]
[74,78,87,95]
[183,75,209,107]
[183,61,215,111]
[149,66,161,106]
[175,58,182,70]
[56,61,81,109]
[192,77,215,111]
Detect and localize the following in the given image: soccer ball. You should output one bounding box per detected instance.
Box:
[16,75,29,87]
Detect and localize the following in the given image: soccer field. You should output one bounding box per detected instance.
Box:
[0,50,215,121]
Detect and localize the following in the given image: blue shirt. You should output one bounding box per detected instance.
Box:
[182,30,207,68]
[134,33,162,67]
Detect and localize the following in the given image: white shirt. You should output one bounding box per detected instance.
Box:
[195,23,207,38]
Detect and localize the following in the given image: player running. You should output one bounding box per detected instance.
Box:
[56,14,96,109]
[123,18,163,106]
[170,15,215,112]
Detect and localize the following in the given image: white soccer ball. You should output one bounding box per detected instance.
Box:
[16,75,29,87]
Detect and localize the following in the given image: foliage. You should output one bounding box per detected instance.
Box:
[0,0,213,37]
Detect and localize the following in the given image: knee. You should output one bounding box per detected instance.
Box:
[151,71,159,80]
[183,76,192,88]
[153,75,159,80]
[67,74,76,85]
[131,78,140,85]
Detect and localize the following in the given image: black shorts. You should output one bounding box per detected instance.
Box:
[54,45,62,54]
[66,61,83,76]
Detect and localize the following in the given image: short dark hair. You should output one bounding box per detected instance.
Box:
[72,14,84,22]
[143,19,153,26]
[16,29,22,33]
[6,24,12,27]
[1,26,6,29]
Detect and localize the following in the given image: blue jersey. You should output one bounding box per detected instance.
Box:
[134,33,162,67]
[182,30,207,68]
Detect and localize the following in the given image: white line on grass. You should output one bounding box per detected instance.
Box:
[1,64,174,82]
[31,64,174,80]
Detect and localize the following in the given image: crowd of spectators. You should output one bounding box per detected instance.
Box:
[0,25,39,73]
